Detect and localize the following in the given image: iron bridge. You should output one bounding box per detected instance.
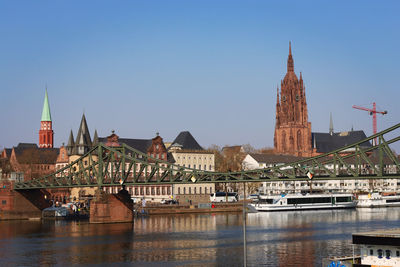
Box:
[14,123,400,190]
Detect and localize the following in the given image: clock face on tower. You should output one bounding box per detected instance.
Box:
[295,94,300,101]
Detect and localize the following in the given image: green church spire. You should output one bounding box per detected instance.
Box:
[41,88,52,122]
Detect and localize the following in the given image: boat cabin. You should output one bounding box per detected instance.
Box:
[353,229,400,267]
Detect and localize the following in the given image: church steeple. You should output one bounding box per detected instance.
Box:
[66,130,75,155]
[329,113,334,135]
[41,88,52,122]
[39,88,54,148]
[274,43,312,157]
[73,113,92,155]
[287,42,294,73]
[92,129,99,146]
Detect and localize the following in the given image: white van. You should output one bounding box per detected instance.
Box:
[210,192,238,203]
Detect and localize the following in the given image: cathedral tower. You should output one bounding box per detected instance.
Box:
[274,43,312,157]
[39,89,54,148]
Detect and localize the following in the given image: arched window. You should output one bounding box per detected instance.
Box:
[297,130,302,150]
[282,131,286,151]
[289,136,294,150]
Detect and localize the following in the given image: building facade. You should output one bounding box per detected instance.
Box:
[169,131,215,203]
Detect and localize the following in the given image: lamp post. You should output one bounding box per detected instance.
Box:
[243,181,247,267]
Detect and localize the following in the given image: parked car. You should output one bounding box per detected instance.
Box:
[161,199,178,205]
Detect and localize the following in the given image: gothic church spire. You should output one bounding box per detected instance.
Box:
[41,88,52,122]
[287,41,294,73]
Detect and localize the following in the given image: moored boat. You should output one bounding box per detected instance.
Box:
[357,193,400,208]
[251,193,356,212]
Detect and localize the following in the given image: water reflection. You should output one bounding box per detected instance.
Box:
[0,208,400,266]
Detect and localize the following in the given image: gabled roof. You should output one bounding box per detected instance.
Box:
[171,131,203,150]
[99,137,152,154]
[99,137,175,163]
[312,130,371,153]
[248,153,304,164]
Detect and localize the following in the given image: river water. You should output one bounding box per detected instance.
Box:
[0,208,399,267]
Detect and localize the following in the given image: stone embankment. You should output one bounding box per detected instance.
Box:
[138,202,250,215]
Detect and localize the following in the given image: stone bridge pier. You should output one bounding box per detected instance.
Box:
[0,181,52,220]
[90,188,133,223]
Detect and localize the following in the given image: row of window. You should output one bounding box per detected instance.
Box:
[177,186,213,195]
[104,186,171,196]
[179,164,213,170]
[33,165,51,170]
[285,196,352,205]
[150,153,166,160]
[265,182,396,188]
[370,248,400,259]
[177,156,213,161]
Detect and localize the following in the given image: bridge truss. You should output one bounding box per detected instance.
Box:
[14,123,400,190]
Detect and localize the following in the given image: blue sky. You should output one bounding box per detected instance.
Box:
[1,0,399,151]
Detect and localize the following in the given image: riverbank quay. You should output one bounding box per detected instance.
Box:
[138,201,254,215]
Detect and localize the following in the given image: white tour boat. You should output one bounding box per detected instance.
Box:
[251,193,356,212]
[357,193,400,208]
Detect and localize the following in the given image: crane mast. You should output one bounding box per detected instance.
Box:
[352,102,387,145]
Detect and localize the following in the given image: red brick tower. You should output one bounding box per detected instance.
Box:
[274,43,312,157]
[39,89,54,148]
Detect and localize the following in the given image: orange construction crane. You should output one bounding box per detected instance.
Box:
[352,102,387,145]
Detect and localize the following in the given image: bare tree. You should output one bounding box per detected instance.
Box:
[257,147,275,154]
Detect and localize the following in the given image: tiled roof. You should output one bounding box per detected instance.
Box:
[99,137,152,154]
[312,130,371,153]
[13,144,59,164]
[99,137,175,163]
[16,143,38,149]
[171,131,203,150]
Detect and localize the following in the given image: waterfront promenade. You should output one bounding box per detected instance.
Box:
[1,208,399,266]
